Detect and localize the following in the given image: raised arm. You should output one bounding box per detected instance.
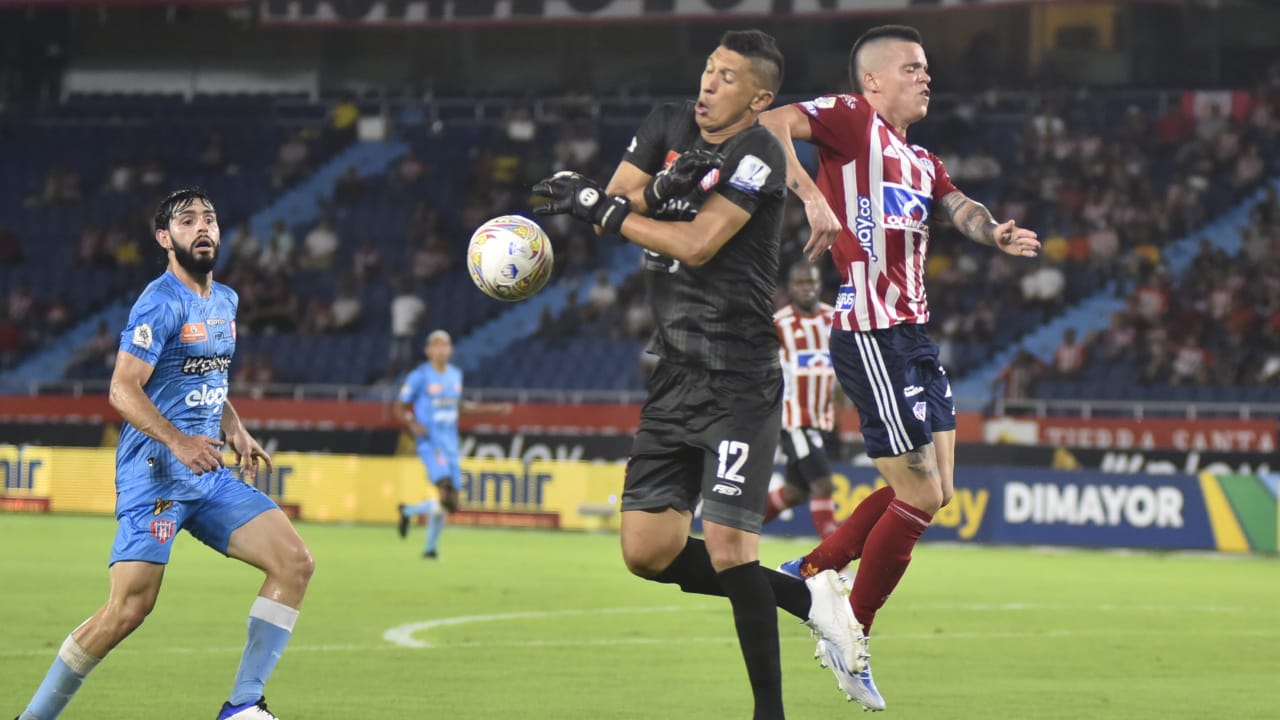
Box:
[759,104,841,260]
[937,190,1040,257]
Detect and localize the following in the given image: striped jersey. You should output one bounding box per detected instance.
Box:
[795,94,959,331]
[116,271,237,499]
[774,302,837,431]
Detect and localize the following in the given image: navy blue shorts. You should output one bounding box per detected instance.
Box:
[830,325,955,459]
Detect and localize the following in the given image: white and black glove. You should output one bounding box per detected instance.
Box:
[531,171,631,234]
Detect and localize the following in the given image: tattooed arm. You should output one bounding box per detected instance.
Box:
[938,190,1040,257]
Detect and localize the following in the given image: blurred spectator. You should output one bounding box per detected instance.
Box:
[300,218,341,270]
[67,321,115,372]
[300,297,335,336]
[272,131,311,190]
[331,275,363,332]
[409,234,451,283]
[993,348,1044,402]
[553,118,600,170]
[504,104,538,145]
[585,270,617,322]
[391,150,427,192]
[1018,260,1065,311]
[74,223,109,267]
[332,166,366,206]
[198,131,235,175]
[6,281,34,325]
[232,222,262,267]
[43,293,73,340]
[1101,310,1138,361]
[1050,328,1087,379]
[0,225,24,265]
[137,151,167,190]
[104,156,135,194]
[386,278,426,377]
[1169,335,1213,386]
[324,97,360,154]
[351,239,384,284]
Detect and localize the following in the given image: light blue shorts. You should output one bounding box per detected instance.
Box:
[110,468,279,565]
[416,440,462,490]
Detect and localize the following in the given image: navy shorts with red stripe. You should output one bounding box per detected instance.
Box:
[830,324,955,459]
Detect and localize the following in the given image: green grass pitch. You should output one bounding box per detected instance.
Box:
[2,513,1277,719]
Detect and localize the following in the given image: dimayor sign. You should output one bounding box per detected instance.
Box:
[759,464,1276,553]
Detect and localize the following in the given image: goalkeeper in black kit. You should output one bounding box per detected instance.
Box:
[530,29,867,720]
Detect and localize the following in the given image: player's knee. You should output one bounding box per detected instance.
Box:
[810,477,834,498]
[106,594,157,634]
[620,536,680,579]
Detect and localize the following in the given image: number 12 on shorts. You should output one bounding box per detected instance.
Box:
[716,440,749,483]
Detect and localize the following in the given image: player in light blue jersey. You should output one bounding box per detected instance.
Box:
[396,330,510,558]
[14,190,314,720]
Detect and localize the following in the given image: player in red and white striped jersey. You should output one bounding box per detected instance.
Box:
[761,24,1040,709]
[766,260,842,538]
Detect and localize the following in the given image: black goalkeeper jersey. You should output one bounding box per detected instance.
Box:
[622,100,785,374]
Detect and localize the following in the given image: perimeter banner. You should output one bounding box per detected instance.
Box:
[755,464,1277,553]
[259,0,1063,26]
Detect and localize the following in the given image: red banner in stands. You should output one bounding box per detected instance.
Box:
[1030,417,1278,452]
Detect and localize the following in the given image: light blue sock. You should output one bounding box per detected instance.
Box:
[23,634,100,720]
[425,511,446,554]
[229,597,299,706]
[402,498,439,517]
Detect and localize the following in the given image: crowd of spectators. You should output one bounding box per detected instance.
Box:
[4,80,1277,394]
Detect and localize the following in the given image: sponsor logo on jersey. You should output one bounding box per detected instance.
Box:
[727,154,771,193]
[181,354,232,376]
[834,285,856,310]
[184,383,228,408]
[800,96,837,115]
[882,183,931,235]
[711,482,743,497]
[153,498,174,516]
[853,194,879,261]
[132,324,153,350]
[206,317,226,325]
[181,323,208,343]
[795,350,831,368]
[904,385,925,397]
[150,519,176,544]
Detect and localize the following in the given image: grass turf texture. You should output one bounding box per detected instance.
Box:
[2,514,1276,719]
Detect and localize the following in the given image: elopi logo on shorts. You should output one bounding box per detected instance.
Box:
[150,519,176,544]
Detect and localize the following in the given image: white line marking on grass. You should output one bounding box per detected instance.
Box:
[382,605,686,648]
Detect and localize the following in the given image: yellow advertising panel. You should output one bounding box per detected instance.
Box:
[2,446,626,530]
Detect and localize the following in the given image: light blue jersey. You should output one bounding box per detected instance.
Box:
[111,271,276,565]
[399,362,463,486]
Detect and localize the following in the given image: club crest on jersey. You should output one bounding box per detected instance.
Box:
[882,183,931,235]
[913,402,928,421]
[150,519,176,544]
[852,194,879,261]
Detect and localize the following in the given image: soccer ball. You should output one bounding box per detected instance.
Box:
[466,215,555,302]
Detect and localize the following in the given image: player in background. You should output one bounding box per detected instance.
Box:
[767,259,842,538]
[531,30,866,719]
[760,24,1041,710]
[14,189,313,720]
[396,330,510,558]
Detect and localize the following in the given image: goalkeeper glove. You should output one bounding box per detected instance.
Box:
[531,171,631,234]
[643,148,723,209]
